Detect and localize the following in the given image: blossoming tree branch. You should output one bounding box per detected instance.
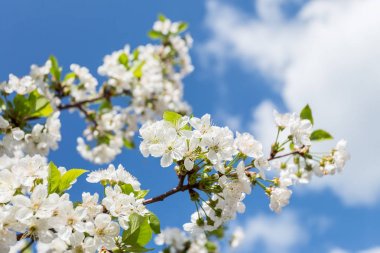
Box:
[0,15,349,253]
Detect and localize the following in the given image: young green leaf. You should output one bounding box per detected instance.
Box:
[49,55,61,81]
[58,169,88,193]
[132,61,145,78]
[123,213,145,244]
[29,90,53,117]
[158,13,167,21]
[99,100,113,112]
[13,94,31,117]
[63,72,76,82]
[122,214,153,248]
[120,183,135,195]
[123,138,135,149]
[136,217,153,246]
[148,212,161,234]
[310,129,333,141]
[148,30,162,40]
[118,53,129,68]
[300,104,314,125]
[135,189,149,199]
[163,111,182,124]
[47,162,61,194]
[178,22,188,33]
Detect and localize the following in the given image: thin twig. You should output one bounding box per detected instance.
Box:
[57,95,105,110]
[143,183,198,205]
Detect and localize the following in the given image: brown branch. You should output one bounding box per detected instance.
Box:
[268,150,301,161]
[143,183,198,205]
[77,105,98,127]
[57,95,105,110]
[144,151,302,205]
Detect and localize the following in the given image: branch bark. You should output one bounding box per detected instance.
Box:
[143,183,198,205]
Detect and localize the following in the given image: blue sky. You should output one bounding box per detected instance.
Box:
[1,1,380,252]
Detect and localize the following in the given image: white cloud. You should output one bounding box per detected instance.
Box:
[359,247,380,253]
[233,210,307,253]
[215,111,243,132]
[330,248,350,253]
[249,100,277,152]
[203,0,380,206]
[329,246,380,253]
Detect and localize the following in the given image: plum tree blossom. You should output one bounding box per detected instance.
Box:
[0,15,350,253]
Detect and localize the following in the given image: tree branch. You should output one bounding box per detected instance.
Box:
[268,150,301,161]
[57,95,105,110]
[144,151,302,205]
[143,183,198,205]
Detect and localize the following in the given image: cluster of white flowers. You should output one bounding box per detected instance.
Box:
[64,64,98,102]
[76,17,193,164]
[140,114,267,172]
[0,16,193,164]
[0,112,61,158]
[24,112,62,156]
[273,110,312,147]
[0,155,149,252]
[0,14,351,252]
[139,113,271,234]
[266,110,350,212]
[0,59,62,159]
[183,163,252,235]
[3,74,36,95]
[155,227,214,253]
[140,109,350,230]
[77,106,138,164]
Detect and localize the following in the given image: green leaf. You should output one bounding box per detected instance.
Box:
[123,138,135,149]
[178,22,188,33]
[148,30,162,40]
[136,217,152,246]
[205,241,218,252]
[122,214,153,247]
[120,183,135,195]
[132,61,145,78]
[310,129,333,141]
[300,104,314,125]
[162,111,191,130]
[13,94,31,117]
[29,90,53,117]
[123,213,145,241]
[47,162,61,194]
[133,49,140,60]
[163,111,182,124]
[49,55,61,81]
[0,97,4,109]
[58,169,88,193]
[148,212,160,234]
[99,100,112,112]
[158,14,167,21]
[118,53,129,68]
[135,189,149,199]
[63,72,76,82]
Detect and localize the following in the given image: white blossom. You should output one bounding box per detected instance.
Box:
[234,132,263,158]
[269,187,292,213]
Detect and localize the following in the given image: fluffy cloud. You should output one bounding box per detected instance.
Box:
[232,211,307,253]
[330,246,380,253]
[203,0,380,205]
[360,248,380,253]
